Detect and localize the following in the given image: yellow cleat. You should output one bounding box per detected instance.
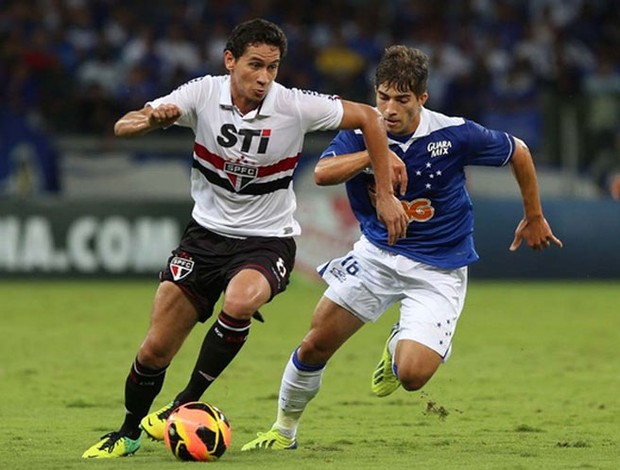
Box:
[241,428,298,451]
[371,322,401,397]
[140,401,177,441]
[82,432,141,458]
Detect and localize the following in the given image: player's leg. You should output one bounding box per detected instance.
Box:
[278,297,364,434]
[395,265,467,390]
[241,296,364,451]
[392,339,443,390]
[172,268,271,405]
[141,270,267,441]
[140,270,268,442]
[243,239,398,450]
[371,331,443,396]
[134,280,203,441]
[372,264,467,396]
[170,236,296,407]
[82,281,199,458]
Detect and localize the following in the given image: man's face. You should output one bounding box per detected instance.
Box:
[376,84,427,136]
[225,43,281,112]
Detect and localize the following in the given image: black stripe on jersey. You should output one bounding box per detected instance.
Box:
[192,160,292,195]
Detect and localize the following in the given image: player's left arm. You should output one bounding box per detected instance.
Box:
[509,137,563,251]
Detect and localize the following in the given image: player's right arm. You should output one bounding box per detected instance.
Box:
[114,104,182,137]
[314,150,404,187]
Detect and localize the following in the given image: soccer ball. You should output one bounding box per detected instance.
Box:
[164,401,232,461]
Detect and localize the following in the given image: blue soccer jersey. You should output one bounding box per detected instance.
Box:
[320,107,515,269]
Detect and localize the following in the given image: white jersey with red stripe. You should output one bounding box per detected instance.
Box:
[147,75,344,238]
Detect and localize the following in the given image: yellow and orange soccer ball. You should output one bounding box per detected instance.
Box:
[164,402,232,462]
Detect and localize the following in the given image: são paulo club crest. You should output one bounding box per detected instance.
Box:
[169,256,195,281]
[224,162,258,191]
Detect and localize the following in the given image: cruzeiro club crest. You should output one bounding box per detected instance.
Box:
[224,162,258,191]
[170,256,195,281]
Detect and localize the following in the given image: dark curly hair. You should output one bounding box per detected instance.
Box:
[225,18,288,59]
[374,45,428,97]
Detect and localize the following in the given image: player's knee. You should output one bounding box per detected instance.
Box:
[223,286,269,318]
[400,375,428,392]
[394,345,442,392]
[222,292,262,319]
[138,342,172,369]
[398,375,428,392]
[224,270,272,317]
[396,366,432,392]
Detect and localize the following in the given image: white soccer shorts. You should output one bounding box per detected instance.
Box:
[318,236,467,359]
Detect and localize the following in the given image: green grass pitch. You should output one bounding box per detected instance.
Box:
[0,278,618,469]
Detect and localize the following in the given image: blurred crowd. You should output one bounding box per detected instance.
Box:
[1,0,620,196]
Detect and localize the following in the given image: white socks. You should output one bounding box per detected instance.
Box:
[273,349,325,439]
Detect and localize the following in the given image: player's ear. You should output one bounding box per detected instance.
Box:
[224,50,235,72]
[418,92,429,106]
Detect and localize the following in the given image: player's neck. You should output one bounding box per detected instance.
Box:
[231,94,262,116]
[389,129,416,142]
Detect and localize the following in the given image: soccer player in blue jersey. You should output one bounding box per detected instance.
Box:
[242,45,563,451]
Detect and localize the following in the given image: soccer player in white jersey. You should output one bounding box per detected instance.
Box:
[241,45,563,451]
[82,19,409,459]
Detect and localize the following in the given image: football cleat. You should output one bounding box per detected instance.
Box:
[81,432,141,458]
[371,322,401,397]
[241,428,298,451]
[140,401,178,441]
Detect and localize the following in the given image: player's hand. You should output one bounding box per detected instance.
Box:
[375,192,408,245]
[389,150,408,196]
[149,104,182,129]
[509,216,563,251]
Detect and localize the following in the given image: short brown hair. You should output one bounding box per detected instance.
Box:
[374,45,428,97]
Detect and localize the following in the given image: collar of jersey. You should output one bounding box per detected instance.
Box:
[413,106,430,138]
[219,76,276,119]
